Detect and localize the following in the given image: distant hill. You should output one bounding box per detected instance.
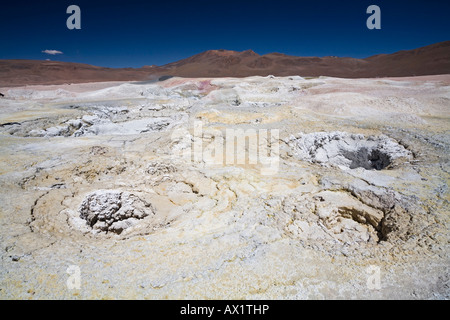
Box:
[0,60,164,87]
[1,41,449,86]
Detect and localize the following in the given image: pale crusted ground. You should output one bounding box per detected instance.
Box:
[0,75,449,299]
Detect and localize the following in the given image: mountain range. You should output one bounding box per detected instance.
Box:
[1,41,449,86]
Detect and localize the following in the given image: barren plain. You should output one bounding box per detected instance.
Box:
[0,74,448,299]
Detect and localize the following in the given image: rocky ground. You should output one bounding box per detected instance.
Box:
[0,75,448,299]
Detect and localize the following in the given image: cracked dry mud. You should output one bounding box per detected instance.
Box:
[0,75,449,299]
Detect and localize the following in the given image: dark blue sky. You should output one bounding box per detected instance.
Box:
[1,0,449,68]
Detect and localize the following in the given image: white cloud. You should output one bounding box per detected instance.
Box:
[42,49,63,55]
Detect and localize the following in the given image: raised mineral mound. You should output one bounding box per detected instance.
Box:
[79,190,153,234]
[286,132,412,170]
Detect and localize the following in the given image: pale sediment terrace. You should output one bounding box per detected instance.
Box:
[0,75,449,299]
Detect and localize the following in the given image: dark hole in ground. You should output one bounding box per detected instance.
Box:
[343,147,391,170]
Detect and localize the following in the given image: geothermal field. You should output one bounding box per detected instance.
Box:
[0,75,449,299]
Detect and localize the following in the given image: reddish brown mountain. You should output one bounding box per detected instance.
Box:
[363,41,450,77]
[162,41,450,78]
[0,41,449,87]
